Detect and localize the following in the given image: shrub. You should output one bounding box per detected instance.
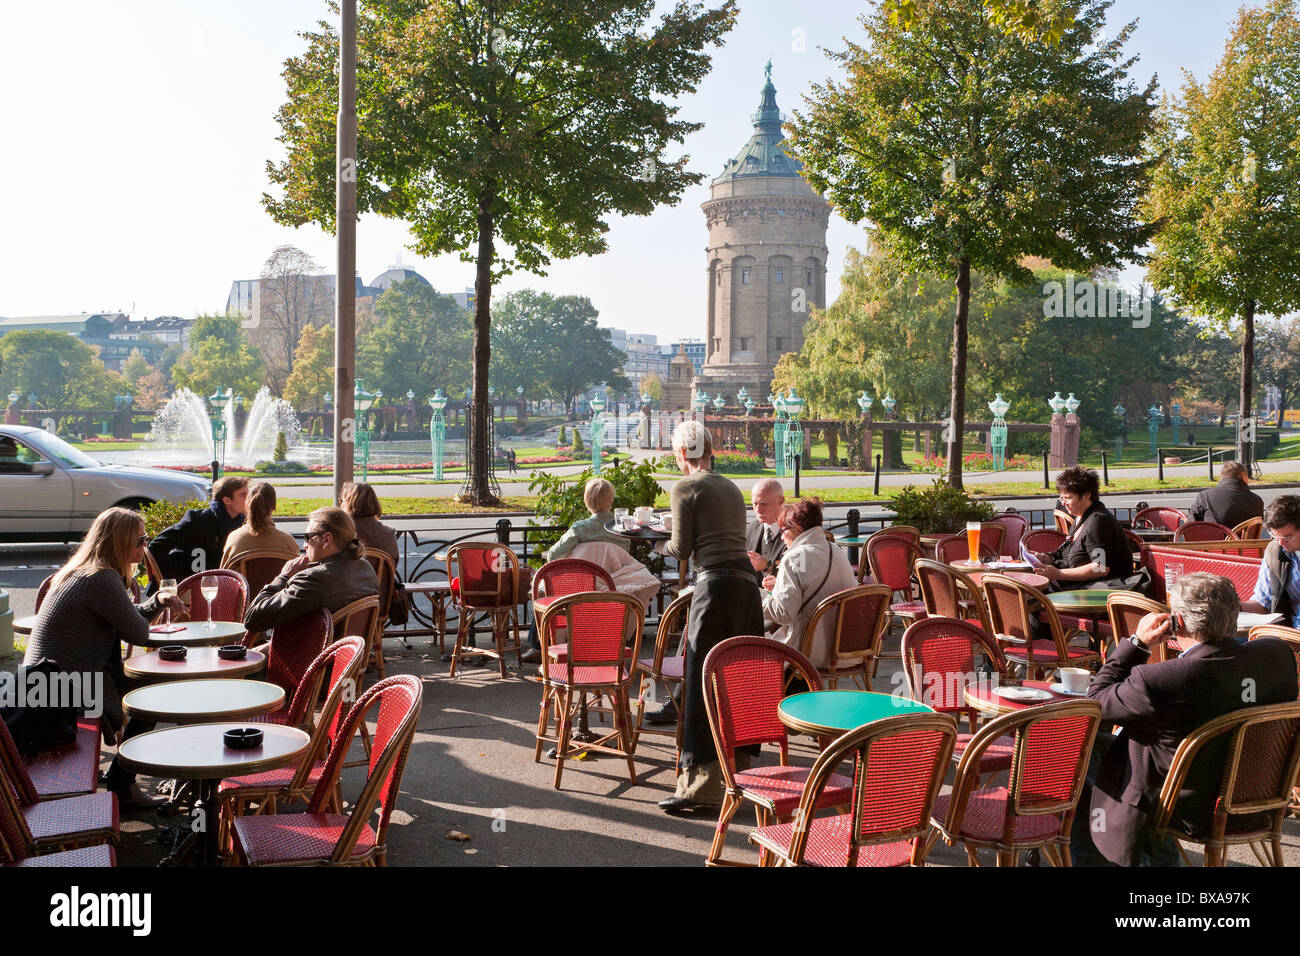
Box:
[571,430,585,453]
[558,425,567,446]
[273,431,288,462]
[654,450,763,474]
[140,497,207,540]
[528,459,664,572]
[890,479,996,534]
[254,460,311,475]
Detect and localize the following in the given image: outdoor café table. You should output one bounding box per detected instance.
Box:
[603,520,672,542]
[117,722,309,867]
[1044,589,1125,618]
[777,690,933,738]
[122,679,284,725]
[833,534,872,570]
[403,579,453,652]
[950,561,1050,591]
[140,620,246,647]
[124,647,266,682]
[13,614,36,636]
[1129,527,1175,542]
[964,679,1072,718]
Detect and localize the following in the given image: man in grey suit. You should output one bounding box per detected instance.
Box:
[746,478,788,583]
[1190,460,1263,530]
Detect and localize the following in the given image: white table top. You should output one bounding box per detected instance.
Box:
[124,646,266,681]
[122,679,284,723]
[116,722,309,780]
[142,620,247,646]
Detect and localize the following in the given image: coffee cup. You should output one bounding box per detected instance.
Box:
[1058,667,1091,694]
[634,506,654,523]
[660,513,672,533]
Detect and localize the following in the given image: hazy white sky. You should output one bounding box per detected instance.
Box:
[0,1,1236,340]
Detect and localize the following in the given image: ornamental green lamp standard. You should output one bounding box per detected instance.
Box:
[881,393,896,419]
[354,381,375,482]
[1049,392,1066,416]
[771,391,788,478]
[1146,403,1163,460]
[857,391,874,416]
[589,389,607,475]
[783,389,806,492]
[207,388,233,478]
[1169,400,1182,447]
[1064,393,1080,416]
[428,388,448,480]
[1113,403,1126,461]
[988,393,1010,471]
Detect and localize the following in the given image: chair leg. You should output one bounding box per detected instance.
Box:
[493,612,508,678]
[616,689,637,784]
[965,845,981,867]
[534,686,552,763]
[1271,833,1285,867]
[706,793,743,866]
[449,615,468,678]
[996,849,1017,867]
[553,688,573,790]
[1248,841,1271,868]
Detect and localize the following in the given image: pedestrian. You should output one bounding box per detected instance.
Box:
[148,476,249,582]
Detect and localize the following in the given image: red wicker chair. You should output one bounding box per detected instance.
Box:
[176,568,248,623]
[866,534,927,676]
[362,550,397,677]
[914,559,994,636]
[257,608,334,711]
[990,513,1029,553]
[1151,701,1300,866]
[702,636,853,866]
[331,595,382,765]
[858,526,919,583]
[900,617,1016,775]
[230,674,423,867]
[0,753,119,857]
[981,574,1100,679]
[33,574,54,613]
[1232,516,1264,539]
[748,712,957,867]
[2,717,101,801]
[798,584,893,690]
[533,559,618,729]
[934,534,998,565]
[1053,510,1074,535]
[221,549,292,601]
[1021,529,1066,555]
[979,522,1007,556]
[447,542,523,678]
[0,783,115,867]
[534,592,644,789]
[1105,592,1174,661]
[633,589,692,752]
[1133,506,1187,533]
[930,698,1102,866]
[1174,521,1234,543]
[219,636,368,860]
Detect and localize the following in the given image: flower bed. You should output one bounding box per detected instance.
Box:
[911,452,1034,474]
[655,450,764,474]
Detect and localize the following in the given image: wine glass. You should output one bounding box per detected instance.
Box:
[200,575,220,629]
[158,578,178,626]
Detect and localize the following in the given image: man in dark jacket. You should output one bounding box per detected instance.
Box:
[1190,461,1263,529]
[1241,495,1300,629]
[745,478,788,584]
[148,476,249,582]
[1074,572,1298,866]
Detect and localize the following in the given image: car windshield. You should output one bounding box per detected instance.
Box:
[26,431,101,469]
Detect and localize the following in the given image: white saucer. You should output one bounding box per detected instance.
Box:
[993,686,1052,702]
[1049,683,1088,697]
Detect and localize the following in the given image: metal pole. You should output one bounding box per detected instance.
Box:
[873,454,882,496]
[1157,449,1163,482]
[332,0,358,505]
[1042,452,1049,489]
[1208,447,1215,480]
[793,454,801,499]
[1101,450,1108,487]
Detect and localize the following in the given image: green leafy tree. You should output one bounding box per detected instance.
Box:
[283,323,335,412]
[121,348,150,386]
[1144,0,1300,462]
[639,372,663,403]
[357,279,472,403]
[1257,315,1300,414]
[786,0,1157,487]
[265,0,737,504]
[170,315,265,400]
[884,0,1076,43]
[0,330,127,410]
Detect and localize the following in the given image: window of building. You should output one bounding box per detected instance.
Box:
[805,267,813,284]
[716,271,722,286]
[775,269,783,284]
[742,269,751,284]
[739,337,748,352]
[775,337,783,352]
[778,208,786,216]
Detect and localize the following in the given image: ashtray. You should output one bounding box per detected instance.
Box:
[223,728,264,750]
[218,644,248,660]
[158,645,188,661]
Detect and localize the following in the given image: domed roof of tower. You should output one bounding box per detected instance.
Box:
[370,266,432,292]
[713,61,803,184]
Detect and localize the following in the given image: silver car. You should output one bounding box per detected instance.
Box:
[0,425,211,542]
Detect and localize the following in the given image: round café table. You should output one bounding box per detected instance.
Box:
[124,647,266,682]
[834,534,872,570]
[122,679,285,724]
[13,614,37,636]
[141,620,247,647]
[964,679,1078,717]
[117,722,309,867]
[603,520,671,542]
[1129,527,1175,542]
[404,580,453,652]
[1045,589,1124,617]
[777,690,933,737]
[959,569,1050,590]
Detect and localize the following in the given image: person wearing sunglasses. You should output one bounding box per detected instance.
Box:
[243,506,378,633]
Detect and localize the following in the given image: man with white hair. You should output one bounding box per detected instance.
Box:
[745,477,787,583]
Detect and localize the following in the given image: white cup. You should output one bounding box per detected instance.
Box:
[620,516,637,531]
[1058,666,1091,694]
[634,506,654,523]
[660,513,672,533]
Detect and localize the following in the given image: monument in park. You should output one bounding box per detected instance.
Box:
[692,62,831,403]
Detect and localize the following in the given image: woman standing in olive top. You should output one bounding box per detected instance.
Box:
[220,482,300,566]
[655,420,763,813]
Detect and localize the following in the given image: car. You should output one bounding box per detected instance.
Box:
[0,425,211,542]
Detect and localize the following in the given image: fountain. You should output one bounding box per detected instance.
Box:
[141,387,308,467]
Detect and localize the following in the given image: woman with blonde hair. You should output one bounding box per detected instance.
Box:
[220,481,299,565]
[244,506,378,633]
[26,506,183,808]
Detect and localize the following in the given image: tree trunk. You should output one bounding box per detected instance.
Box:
[463,192,499,505]
[946,259,972,489]
[1238,298,1256,471]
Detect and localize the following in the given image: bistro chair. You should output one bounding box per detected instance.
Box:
[175,568,248,623]
[1175,521,1234,543]
[0,781,114,868]
[632,589,692,753]
[221,549,291,602]
[934,534,998,565]
[748,713,957,867]
[257,608,334,710]
[900,617,1015,776]
[1232,516,1265,540]
[1053,510,1073,535]
[533,559,618,730]
[3,717,101,801]
[702,636,852,867]
[1021,529,1066,555]
[1247,625,1300,675]
[0,760,119,858]
[866,534,927,677]
[331,595,382,765]
[1133,506,1187,533]
[914,559,994,636]
[447,542,523,678]
[33,575,54,613]
[929,699,1102,867]
[979,522,1007,556]
[218,637,368,861]
[857,526,920,582]
[798,584,893,691]
[981,574,1100,679]
[1123,529,1150,568]
[1151,701,1300,867]
[1105,592,1173,661]
[534,593,644,789]
[990,513,1029,553]
[230,675,423,867]
[362,550,397,677]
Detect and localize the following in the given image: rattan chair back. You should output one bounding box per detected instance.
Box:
[1105,592,1170,661]
[1134,506,1187,532]
[1022,529,1066,554]
[800,584,892,681]
[934,534,997,564]
[177,568,248,622]
[914,559,993,636]
[900,617,1007,719]
[1231,516,1264,540]
[990,513,1029,552]
[266,608,334,702]
[537,592,644,688]
[221,549,292,600]
[1175,521,1234,543]
[448,542,520,610]
[867,535,924,598]
[980,573,1075,671]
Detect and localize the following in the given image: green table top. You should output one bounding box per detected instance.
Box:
[778,690,934,734]
[1045,589,1123,611]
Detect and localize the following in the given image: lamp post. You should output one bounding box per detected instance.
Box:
[1147,403,1163,460]
[1049,391,1066,416]
[988,393,1010,471]
[354,381,375,481]
[640,390,653,448]
[783,388,806,496]
[589,390,607,475]
[207,388,232,478]
[1113,403,1126,461]
[1170,400,1182,446]
[882,393,897,419]
[322,391,333,441]
[771,392,787,478]
[428,389,448,480]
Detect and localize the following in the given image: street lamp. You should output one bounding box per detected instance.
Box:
[712,393,726,414]
[744,396,756,417]
[354,381,375,481]
[783,389,806,495]
[1147,403,1164,459]
[1113,403,1126,461]
[207,388,232,478]
[857,391,874,416]
[772,391,788,478]
[1064,393,1080,416]
[428,388,448,480]
[589,390,607,475]
[988,393,1010,471]
[1170,400,1182,446]
[882,393,897,419]
[1048,391,1066,415]
[692,388,708,419]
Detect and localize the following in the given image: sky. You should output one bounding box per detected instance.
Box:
[0,1,1246,342]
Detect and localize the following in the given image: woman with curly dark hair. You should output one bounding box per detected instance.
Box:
[1031,466,1133,587]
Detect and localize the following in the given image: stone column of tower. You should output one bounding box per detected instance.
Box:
[694,63,831,404]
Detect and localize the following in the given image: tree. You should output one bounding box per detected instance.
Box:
[357,279,472,402]
[170,315,265,400]
[0,330,127,410]
[1145,0,1300,465]
[253,244,334,392]
[1257,316,1300,414]
[638,372,662,403]
[266,0,737,504]
[491,291,629,414]
[133,368,171,413]
[884,0,1077,43]
[786,0,1156,487]
[121,348,151,386]
[283,323,335,412]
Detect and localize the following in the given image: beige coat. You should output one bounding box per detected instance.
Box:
[761,527,857,668]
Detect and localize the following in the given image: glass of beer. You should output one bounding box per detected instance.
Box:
[966,521,982,562]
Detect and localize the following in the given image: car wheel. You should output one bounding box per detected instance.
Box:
[117,497,155,512]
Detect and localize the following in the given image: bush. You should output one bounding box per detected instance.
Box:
[528,459,664,572]
[558,425,567,446]
[654,450,763,474]
[571,430,585,453]
[254,460,311,475]
[890,478,996,534]
[140,497,207,540]
[273,431,288,463]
